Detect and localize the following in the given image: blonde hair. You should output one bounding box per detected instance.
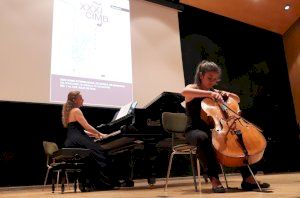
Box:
[62,91,81,128]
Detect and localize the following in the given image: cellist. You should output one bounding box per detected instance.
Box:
[181,60,270,193]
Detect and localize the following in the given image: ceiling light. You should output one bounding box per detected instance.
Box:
[284,4,291,11]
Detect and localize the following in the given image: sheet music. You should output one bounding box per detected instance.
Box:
[115,101,137,120]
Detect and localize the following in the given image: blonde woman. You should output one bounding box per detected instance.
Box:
[62,91,118,191]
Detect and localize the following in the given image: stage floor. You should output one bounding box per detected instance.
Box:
[0,172,300,198]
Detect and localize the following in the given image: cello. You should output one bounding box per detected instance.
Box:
[201,90,267,167]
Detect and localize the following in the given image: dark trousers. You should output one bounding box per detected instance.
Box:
[185,128,256,179]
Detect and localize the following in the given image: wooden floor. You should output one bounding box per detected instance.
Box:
[1,172,300,198]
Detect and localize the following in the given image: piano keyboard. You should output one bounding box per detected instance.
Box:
[94,130,121,142]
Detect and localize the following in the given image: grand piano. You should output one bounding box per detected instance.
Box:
[95,92,185,185]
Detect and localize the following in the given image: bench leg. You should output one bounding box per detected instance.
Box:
[61,170,66,193]
[51,172,56,193]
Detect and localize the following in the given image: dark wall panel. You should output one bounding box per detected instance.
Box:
[179,6,299,173]
[0,101,117,186]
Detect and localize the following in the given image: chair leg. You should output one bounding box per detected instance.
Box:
[43,168,51,190]
[65,171,70,190]
[220,164,229,188]
[247,165,262,192]
[164,152,175,191]
[196,158,201,191]
[189,152,198,192]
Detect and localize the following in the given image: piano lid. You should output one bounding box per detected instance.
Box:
[143,92,184,111]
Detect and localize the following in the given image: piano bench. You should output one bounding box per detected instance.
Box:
[50,148,91,193]
[50,162,86,193]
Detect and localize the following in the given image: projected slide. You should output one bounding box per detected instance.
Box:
[50,0,132,107]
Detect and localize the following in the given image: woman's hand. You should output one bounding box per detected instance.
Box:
[219,91,230,98]
[99,133,108,139]
[95,132,107,139]
[217,90,240,103]
[210,91,224,102]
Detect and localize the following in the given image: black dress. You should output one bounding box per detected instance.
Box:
[64,121,117,190]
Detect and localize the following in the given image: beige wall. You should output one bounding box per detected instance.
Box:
[131,0,185,107]
[0,0,53,103]
[283,18,300,125]
[0,0,185,107]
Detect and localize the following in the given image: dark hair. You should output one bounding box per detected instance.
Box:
[194,60,222,85]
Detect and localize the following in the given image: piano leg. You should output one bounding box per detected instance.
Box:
[108,148,136,187]
[118,149,136,187]
[144,139,159,186]
[128,150,135,181]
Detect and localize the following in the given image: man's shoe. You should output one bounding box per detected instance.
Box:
[241,181,270,191]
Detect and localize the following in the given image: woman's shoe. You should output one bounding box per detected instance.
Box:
[116,179,134,187]
[212,185,226,193]
[241,181,270,191]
